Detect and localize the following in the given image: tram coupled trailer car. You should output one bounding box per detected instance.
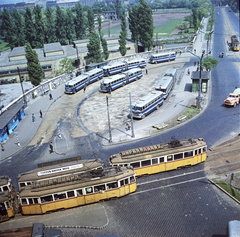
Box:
[125,58,146,69]
[230,35,239,51]
[19,166,136,215]
[17,158,103,189]
[149,52,176,64]
[83,68,104,84]
[103,62,127,76]
[109,138,207,176]
[131,91,164,119]
[0,176,15,222]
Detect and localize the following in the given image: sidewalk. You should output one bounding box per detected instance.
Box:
[0,18,210,162]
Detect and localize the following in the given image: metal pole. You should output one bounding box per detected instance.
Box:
[198,54,204,109]
[17,67,26,105]
[106,96,112,142]
[129,92,135,138]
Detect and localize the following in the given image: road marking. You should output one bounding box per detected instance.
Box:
[137,169,205,186]
[132,177,206,196]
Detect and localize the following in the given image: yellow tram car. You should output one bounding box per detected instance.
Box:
[231,35,239,51]
[17,157,103,188]
[109,138,207,176]
[19,166,136,215]
[0,176,15,222]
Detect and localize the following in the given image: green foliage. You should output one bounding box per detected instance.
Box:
[45,7,57,43]
[24,7,36,48]
[87,32,102,63]
[65,8,76,45]
[115,0,122,19]
[33,5,45,48]
[55,57,75,76]
[2,9,15,49]
[25,43,43,86]
[101,38,109,60]
[128,5,139,42]
[119,13,127,56]
[75,3,85,40]
[13,9,25,47]
[202,57,219,71]
[216,180,240,202]
[97,14,102,38]
[55,5,66,44]
[87,8,95,34]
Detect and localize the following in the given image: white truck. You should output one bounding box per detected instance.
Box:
[223,88,240,107]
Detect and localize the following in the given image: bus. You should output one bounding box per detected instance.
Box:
[125,58,146,69]
[230,35,239,51]
[65,69,103,94]
[0,176,15,222]
[149,52,176,64]
[100,68,142,93]
[19,166,136,215]
[103,62,127,76]
[131,91,164,119]
[164,68,177,82]
[155,76,174,99]
[17,158,103,188]
[83,68,104,84]
[110,138,207,176]
[65,74,89,94]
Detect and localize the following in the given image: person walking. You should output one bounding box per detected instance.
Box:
[84,84,86,93]
[187,69,190,75]
[1,142,4,151]
[39,110,42,118]
[32,114,35,122]
[146,69,148,74]
[126,121,130,131]
[49,93,53,100]
[50,142,54,153]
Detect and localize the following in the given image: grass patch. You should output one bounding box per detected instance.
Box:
[153,8,192,14]
[0,38,10,52]
[183,107,200,119]
[215,180,240,202]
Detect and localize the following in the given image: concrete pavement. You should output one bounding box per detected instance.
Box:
[0,17,210,162]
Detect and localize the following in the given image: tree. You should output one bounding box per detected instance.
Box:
[184,14,193,28]
[45,6,56,43]
[24,7,36,48]
[75,3,85,40]
[33,5,45,48]
[87,8,95,34]
[55,57,75,76]
[192,8,198,32]
[25,43,43,86]
[97,13,102,38]
[101,38,109,60]
[119,14,127,56]
[87,32,102,63]
[138,0,154,51]
[128,5,139,43]
[55,5,66,44]
[13,9,25,47]
[2,9,15,49]
[202,57,219,71]
[65,8,76,45]
[115,0,122,19]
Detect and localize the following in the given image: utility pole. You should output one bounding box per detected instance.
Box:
[129,92,135,138]
[17,67,26,105]
[106,96,112,143]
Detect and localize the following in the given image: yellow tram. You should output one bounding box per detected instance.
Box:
[0,176,15,222]
[17,157,103,188]
[109,138,207,176]
[19,166,136,215]
[231,35,239,51]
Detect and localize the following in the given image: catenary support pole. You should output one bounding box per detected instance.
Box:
[106,96,112,143]
[129,92,135,138]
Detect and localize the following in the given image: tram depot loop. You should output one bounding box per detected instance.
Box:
[0,138,207,222]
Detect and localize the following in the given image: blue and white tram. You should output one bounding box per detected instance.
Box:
[83,68,103,84]
[100,68,142,93]
[149,52,176,64]
[126,58,146,70]
[131,91,164,119]
[65,75,89,94]
[155,76,174,99]
[103,62,127,76]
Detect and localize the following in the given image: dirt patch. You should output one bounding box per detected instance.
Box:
[152,13,191,19]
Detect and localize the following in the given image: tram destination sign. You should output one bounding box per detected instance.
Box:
[37,164,84,176]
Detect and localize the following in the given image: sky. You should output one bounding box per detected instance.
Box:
[1,0,26,4]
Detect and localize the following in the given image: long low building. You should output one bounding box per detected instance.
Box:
[0,37,136,83]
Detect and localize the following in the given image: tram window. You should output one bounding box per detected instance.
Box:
[20,183,26,187]
[94,184,105,192]
[160,157,164,163]
[120,180,124,186]
[141,160,151,167]
[184,151,193,158]
[34,198,38,204]
[174,153,183,160]
[86,187,93,194]
[131,162,140,168]
[21,198,27,205]
[41,195,53,203]
[107,182,118,189]
[194,150,198,155]
[27,182,31,186]
[54,193,66,201]
[28,199,33,205]
[67,191,75,198]
[130,176,135,183]
[76,189,82,196]
[152,158,158,165]
[125,178,129,185]
[2,186,8,191]
[198,148,201,154]
[5,201,10,209]
[203,146,207,152]
[167,155,173,161]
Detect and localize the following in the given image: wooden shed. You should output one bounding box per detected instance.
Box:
[191,71,210,93]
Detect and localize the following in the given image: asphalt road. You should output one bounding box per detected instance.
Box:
[0,6,240,237]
